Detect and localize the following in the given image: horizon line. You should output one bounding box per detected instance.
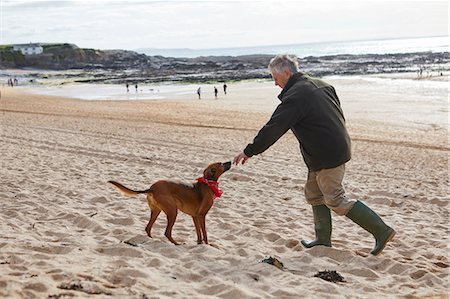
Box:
[133,35,448,52]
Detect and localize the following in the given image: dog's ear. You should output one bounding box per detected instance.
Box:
[204,162,225,180]
[210,168,217,179]
[204,167,217,180]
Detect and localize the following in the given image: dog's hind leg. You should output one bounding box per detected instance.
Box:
[164,210,179,245]
[145,208,161,238]
[193,216,203,244]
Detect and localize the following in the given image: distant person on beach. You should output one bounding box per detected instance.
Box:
[223,83,227,95]
[233,54,396,256]
[214,86,218,99]
[126,83,129,93]
[135,84,138,93]
[197,87,201,99]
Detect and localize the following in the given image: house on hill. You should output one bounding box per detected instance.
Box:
[12,43,43,55]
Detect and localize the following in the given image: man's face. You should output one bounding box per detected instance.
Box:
[271,69,292,89]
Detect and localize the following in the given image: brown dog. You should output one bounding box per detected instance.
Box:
[108,161,231,245]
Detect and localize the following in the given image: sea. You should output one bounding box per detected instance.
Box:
[136,36,449,58]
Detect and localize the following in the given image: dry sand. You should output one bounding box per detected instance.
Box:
[0,76,449,298]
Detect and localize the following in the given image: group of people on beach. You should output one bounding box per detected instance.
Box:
[126,83,139,93]
[197,83,227,100]
[7,77,18,87]
[417,68,444,78]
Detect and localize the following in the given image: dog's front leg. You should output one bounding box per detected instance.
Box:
[199,215,208,244]
[193,216,203,244]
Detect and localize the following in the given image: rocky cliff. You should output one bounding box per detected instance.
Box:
[0,43,150,70]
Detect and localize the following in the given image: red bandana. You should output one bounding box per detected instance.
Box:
[196,177,223,199]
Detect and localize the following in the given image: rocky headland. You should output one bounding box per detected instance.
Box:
[1,43,448,84]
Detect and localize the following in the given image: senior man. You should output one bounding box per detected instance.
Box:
[233,54,396,255]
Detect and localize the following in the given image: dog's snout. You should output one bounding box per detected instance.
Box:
[223,161,232,171]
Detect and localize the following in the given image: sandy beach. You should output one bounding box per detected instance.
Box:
[0,75,448,298]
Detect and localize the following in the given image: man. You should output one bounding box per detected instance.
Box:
[233,54,396,255]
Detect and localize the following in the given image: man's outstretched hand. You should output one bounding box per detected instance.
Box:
[233,151,249,165]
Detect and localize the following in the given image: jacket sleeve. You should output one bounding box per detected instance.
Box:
[244,98,301,157]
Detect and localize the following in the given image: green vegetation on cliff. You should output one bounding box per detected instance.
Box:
[0,43,148,70]
[0,45,25,67]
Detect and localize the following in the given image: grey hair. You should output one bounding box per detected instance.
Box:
[268,54,299,74]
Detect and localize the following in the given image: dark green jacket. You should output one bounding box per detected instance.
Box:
[244,72,351,171]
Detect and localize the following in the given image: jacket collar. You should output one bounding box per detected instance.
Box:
[277,72,305,101]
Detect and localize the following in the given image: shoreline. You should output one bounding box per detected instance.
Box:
[3,71,448,101]
[2,72,448,147]
[2,71,448,132]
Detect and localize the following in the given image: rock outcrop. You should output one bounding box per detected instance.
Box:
[1,43,448,83]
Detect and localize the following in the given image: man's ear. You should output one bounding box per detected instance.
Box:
[284,69,293,77]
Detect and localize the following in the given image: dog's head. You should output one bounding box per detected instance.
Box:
[203,161,232,181]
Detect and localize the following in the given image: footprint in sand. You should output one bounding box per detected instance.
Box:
[105,217,135,226]
[230,175,252,181]
[73,215,108,233]
[264,232,281,242]
[433,261,449,268]
[95,246,143,258]
[24,282,47,293]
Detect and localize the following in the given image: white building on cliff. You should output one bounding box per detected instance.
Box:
[12,43,43,55]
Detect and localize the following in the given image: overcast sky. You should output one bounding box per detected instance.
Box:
[1,0,448,50]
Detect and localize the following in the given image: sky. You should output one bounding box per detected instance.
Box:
[0,0,448,51]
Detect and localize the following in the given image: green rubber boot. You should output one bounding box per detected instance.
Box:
[301,204,332,248]
[346,200,396,256]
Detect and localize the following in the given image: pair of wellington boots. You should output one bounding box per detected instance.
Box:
[301,201,396,256]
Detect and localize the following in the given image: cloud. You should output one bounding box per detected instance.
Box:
[1,1,448,50]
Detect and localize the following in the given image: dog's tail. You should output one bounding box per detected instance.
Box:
[108,181,151,196]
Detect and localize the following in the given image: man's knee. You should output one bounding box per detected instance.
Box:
[324,195,356,216]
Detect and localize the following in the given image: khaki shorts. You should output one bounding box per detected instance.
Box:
[304,164,356,215]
